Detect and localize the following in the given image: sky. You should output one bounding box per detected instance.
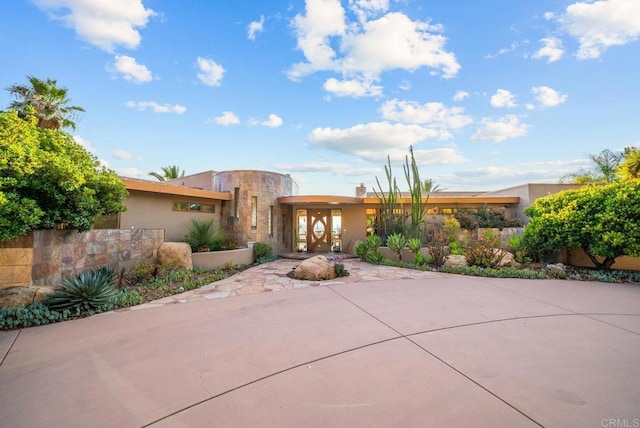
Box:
[1,0,639,196]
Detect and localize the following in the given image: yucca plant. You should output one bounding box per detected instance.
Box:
[46,267,119,312]
[184,218,221,252]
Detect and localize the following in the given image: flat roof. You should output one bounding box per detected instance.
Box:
[122,177,232,200]
[279,195,519,205]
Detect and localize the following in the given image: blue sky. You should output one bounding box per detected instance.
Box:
[1,0,639,195]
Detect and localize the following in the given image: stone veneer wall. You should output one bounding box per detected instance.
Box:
[212,170,298,253]
[0,228,164,292]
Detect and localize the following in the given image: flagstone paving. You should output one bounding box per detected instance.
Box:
[129,258,441,310]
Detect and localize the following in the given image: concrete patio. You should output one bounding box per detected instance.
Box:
[0,262,638,427]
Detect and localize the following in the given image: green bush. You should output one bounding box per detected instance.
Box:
[366,251,385,264]
[449,241,464,255]
[366,235,383,252]
[46,267,119,312]
[0,302,71,330]
[184,219,222,252]
[407,237,422,254]
[355,242,369,261]
[253,242,276,264]
[442,216,461,243]
[464,229,506,268]
[507,235,529,263]
[414,252,427,267]
[334,263,350,277]
[386,233,407,260]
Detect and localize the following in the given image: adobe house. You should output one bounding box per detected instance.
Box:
[116,170,581,255]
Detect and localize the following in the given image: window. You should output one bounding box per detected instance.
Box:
[173,201,216,213]
[251,196,258,229]
[268,205,274,236]
[234,187,240,219]
[173,201,187,211]
[331,209,342,252]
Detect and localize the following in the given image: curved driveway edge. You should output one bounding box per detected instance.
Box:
[0,273,638,427]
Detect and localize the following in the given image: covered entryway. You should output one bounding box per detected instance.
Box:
[295,209,343,253]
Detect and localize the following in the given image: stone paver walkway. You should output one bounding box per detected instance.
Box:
[129,258,440,310]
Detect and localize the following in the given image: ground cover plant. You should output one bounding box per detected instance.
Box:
[0,262,248,330]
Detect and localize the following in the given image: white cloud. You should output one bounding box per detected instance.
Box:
[262,114,283,128]
[196,57,225,86]
[532,37,564,63]
[485,42,519,59]
[247,15,265,40]
[116,167,144,178]
[309,122,445,158]
[288,2,460,96]
[273,161,380,176]
[490,89,517,108]
[126,101,187,114]
[32,0,155,52]
[531,85,568,107]
[349,0,390,22]
[559,0,640,59]
[112,149,142,160]
[398,80,411,91]
[361,147,468,165]
[210,111,240,126]
[340,12,460,78]
[108,55,152,83]
[453,90,469,101]
[380,99,473,129]
[323,77,382,97]
[472,115,529,142]
[73,135,96,154]
[544,12,555,20]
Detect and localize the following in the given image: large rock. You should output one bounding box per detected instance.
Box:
[0,287,36,309]
[494,249,521,268]
[158,242,193,270]
[444,254,468,268]
[294,255,336,281]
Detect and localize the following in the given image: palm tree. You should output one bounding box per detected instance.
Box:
[7,76,85,130]
[561,149,622,184]
[149,165,185,181]
[618,146,640,181]
[422,178,445,193]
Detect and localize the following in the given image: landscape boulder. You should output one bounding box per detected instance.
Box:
[294,255,336,281]
[444,254,468,268]
[493,249,522,268]
[158,242,193,270]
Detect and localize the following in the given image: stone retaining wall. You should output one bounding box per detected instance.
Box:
[0,229,164,308]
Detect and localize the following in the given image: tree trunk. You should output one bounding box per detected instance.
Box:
[583,248,616,270]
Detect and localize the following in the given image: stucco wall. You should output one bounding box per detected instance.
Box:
[486,184,582,224]
[567,248,640,271]
[120,190,222,242]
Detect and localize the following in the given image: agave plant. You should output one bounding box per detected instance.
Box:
[386,233,407,261]
[46,267,119,312]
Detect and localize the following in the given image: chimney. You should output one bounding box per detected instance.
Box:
[356,183,367,197]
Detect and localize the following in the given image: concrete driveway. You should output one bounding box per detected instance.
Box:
[0,273,638,427]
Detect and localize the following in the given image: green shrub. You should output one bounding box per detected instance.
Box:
[46,267,119,312]
[439,265,547,279]
[366,235,383,252]
[442,216,461,243]
[334,263,350,277]
[355,242,369,261]
[0,302,71,330]
[184,219,222,252]
[507,235,529,263]
[253,242,276,264]
[407,237,422,254]
[126,262,162,284]
[386,233,407,260]
[366,251,385,264]
[414,252,427,267]
[449,241,464,255]
[464,229,506,268]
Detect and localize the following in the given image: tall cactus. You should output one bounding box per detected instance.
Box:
[403,145,426,239]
